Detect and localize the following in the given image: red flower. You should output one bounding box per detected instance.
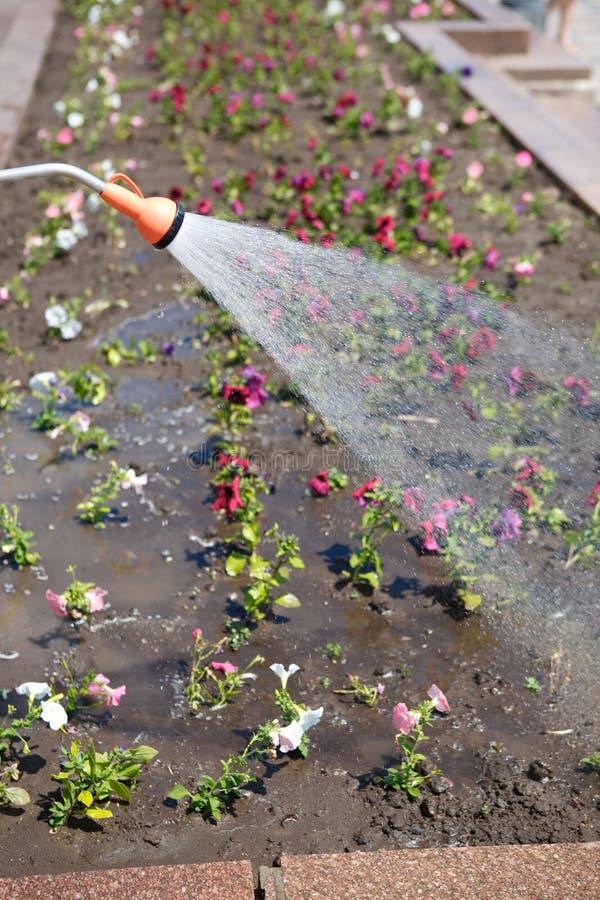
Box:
[222,383,250,405]
[170,84,186,114]
[448,232,472,257]
[217,453,250,473]
[196,198,212,215]
[467,326,496,359]
[211,476,244,516]
[352,477,382,507]
[587,479,600,506]
[451,363,467,389]
[308,471,331,497]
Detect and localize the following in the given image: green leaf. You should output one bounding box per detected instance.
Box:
[459,590,482,611]
[108,780,131,803]
[288,556,305,569]
[225,553,247,577]
[274,593,301,608]
[478,535,495,548]
[360,571,380,589]
[85,807,113,820]
[77,790,94,807]
[4,787,31,807]
[166,784,190,801]
[130,745,158,762]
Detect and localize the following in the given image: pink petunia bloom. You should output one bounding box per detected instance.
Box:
[45,204,61,219]
[86,586,107,613]
[196,198,212,215]
[192,627,203,642]
[56,127,73,146]
[515,150,533,168]
[242,365,268,409]
[308,471,331,497]
[46,590,68,616]
[491,508,522,543]
[392,702,416,735]
[352,477,382,506]
[461,107,479,125]
[427,684,450,712]
[562,375,590,407]
[513,260,535,277]
[448,232,472,257]
[211,661,238,675]
[419,520,441,553]
[410,2,431,18]
[466,160,484,179]
[484,247,499,270]
[277,92,295,104]
[86,673,126,708]
[403,486,424,514]
[230,199,244,216]
[392,337,413,356]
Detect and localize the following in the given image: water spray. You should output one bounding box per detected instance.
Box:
[0,162,184,248]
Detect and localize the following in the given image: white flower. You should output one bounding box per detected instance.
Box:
[88,4,102,25]
[382,23,401,44]
[270,706,323,753]
[45,304,68,329]
[28,371,57,394]
[40,700,68,730]
[86,78,99,92]
[270,663,300,689]
[324,0,344,18]
[53,100,66,115]
[55,228,78,252]
[60,318,82,340]
[69,411,91,433]
[16,682,50,700]
[67,111,85,129]
[72,221,88,240]
[407,97,424,119]
[112,29,133,50]
[107,93,122,109]
[120,468,148,494]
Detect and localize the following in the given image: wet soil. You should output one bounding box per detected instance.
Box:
[1,0,599,880]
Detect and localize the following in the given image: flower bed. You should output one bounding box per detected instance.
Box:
[0,0,599,878]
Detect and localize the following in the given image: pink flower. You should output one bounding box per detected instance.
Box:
[359,111,374,129]
[45,204,61,219]
[484,247,499,270]
[392,337,413,356]
[448,233,472,257]
[308,471,331,497]
[427,684,450,712]
[242,365,268,408]
[392,702,416,735]
[466,160,484,179]
[87,674,126,708]
[461,107,479,125]
[513,260,535,277]
[403,486,424,515]
[86,586,107,613]
[196,198,212,215]
[410,2,431,18]
[230,199,244,216]
[515,150,533,168]
[491,508,522,543]
[211,661,238,675]
[0,287,10,303]
[64,190,84,214]
[56,127,73,145]
[277,92,295,104]
[46,590,67,616]
[562,375,590,407]
[192,628,203,642]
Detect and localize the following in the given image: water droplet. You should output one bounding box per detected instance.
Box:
[162,519,169,527]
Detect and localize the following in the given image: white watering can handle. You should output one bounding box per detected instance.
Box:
[0,162,106,193]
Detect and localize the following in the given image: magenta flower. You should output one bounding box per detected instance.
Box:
[308,471,331,497]
[420,520,441,553]
[352,477,381,506]
[392,702,416,735]
[87,674,126,708]
[192,628,203,642]
[491,508,522,543]
[562,375,590,407]
[513,259,535,277]
[46,590,67,616]
[242,365,268,409]
[484,247,499,270]
[56,127,73,146]
[587,480,600,506]
[211,661,238,675]
[427,684,450,713]
[402,486,424,515]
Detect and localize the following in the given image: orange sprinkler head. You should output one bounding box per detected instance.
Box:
[100,173,185,248]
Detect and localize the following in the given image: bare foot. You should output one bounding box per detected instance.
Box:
[560,37,583,56]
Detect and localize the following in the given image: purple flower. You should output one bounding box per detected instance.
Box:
[491,508,521,543]
[242,365,268,409]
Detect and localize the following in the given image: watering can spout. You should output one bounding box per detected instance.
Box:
[0,162,184,248]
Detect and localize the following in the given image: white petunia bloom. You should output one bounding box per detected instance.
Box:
[60,318,83,340]
[324,0,344,18]
[67,111,85,129]
[270,706,324,753]
[28,371,58,394]
[40,700,68,730]
[270,663,300,689]
[407,97,424,119]
[382,23,401,43]
[16,682,50,700]
[55,229,78,252]
[45,304,68,329]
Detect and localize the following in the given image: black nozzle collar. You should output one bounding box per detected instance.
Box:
[153,202,185,249]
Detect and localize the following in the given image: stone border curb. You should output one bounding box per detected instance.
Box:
[398,0,600,218]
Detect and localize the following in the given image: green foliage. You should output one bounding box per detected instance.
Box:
[225,524,303,620]
[524,676,542,694]
[186,632,263,710]
[334,673,383,707]
[49,739,157,829]
[100,337,158,366]
[0,379,22,412]
[580,751,600,772]
[62,364,113,405]
[0,763,31,809]
[0,504,40,567]
[383,699,442,799]
[564,496,600,569]
[346,486,402,590]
